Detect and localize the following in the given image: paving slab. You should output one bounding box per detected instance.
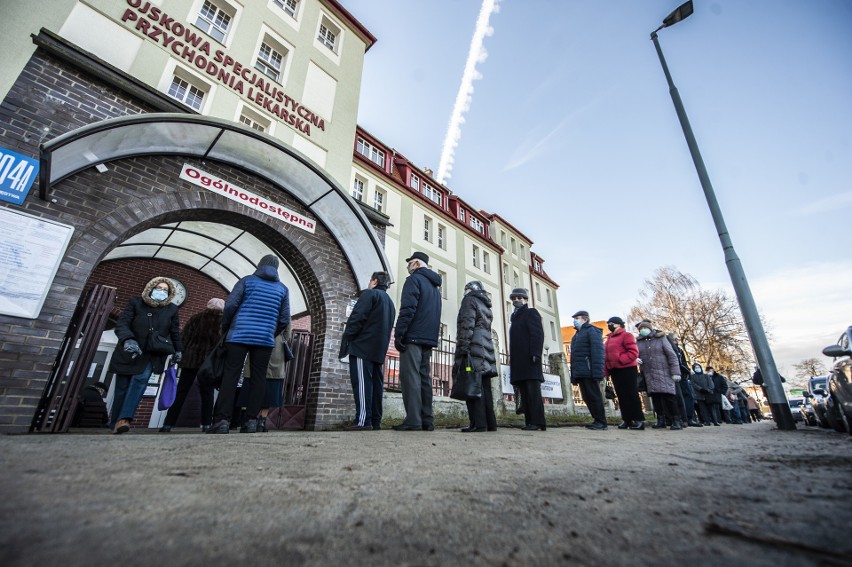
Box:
[1,421,850,566]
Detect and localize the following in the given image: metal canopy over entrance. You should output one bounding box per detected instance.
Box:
[38,113,392,287]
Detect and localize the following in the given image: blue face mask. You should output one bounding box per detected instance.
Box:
[151,288,168,302]
[572,318,582,329]
[639,328,652,337]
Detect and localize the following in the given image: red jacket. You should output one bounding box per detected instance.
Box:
[604,327,639,372]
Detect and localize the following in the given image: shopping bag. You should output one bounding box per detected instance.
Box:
[450,354,482,401]
[157,364,177,410]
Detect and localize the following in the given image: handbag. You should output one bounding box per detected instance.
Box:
[198,338,228,389]
[637,370,647,392]
[146,313,175,355]
[450,354,482,401]
[604,380,616,400]
[157,364,177,410]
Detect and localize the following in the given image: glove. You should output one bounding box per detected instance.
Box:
[636,358,643,365]
[394,339,406,352]
[173,352,182,364]
[123,339,142,357]
[672,374,682,382]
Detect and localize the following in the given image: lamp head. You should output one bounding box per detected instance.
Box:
[662,1,694,28]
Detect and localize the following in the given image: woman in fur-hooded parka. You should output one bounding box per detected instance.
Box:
[452,282,498,431]
[108,277,183,430]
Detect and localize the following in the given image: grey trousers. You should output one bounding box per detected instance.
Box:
[399,344,433,427]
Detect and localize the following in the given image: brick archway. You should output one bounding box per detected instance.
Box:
[13,154,363,431]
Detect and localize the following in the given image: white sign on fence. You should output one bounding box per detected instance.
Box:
[501,367,564,399]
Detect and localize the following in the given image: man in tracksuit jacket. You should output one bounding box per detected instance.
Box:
[342,271,396,431]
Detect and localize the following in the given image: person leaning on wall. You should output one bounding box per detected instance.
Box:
[108,277,183,434]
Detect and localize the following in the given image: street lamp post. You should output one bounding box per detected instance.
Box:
[651,1,795,430]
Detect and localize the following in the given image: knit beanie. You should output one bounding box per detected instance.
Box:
[206,298,225,311]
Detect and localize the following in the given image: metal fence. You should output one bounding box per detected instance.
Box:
[383,340,558,400]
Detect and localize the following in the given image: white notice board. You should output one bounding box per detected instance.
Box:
[0,207,74,319]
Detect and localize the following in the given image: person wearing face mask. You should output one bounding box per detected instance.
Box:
[454,281,499,433]
[108,277,183,434]
[570,310,607,430]
[604,316,644,430]
[393,251,442,431]
[508,288,547,431]
[635,320,682,430]
[690,363,717,426]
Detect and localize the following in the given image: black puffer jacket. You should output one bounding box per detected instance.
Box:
[394,267,442,347]
[108,277,183,376]
[570,322,605,380]
[452,290,498,380]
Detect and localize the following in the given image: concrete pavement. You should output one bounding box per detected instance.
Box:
[1,421,850,566]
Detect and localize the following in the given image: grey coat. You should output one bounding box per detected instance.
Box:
[452,290,498,380]
[691,372,714,401]
[636,330,680,395]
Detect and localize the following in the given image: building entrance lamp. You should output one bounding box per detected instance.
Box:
[651,1,795,430]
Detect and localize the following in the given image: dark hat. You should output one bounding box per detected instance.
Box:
[636,320,653,330]
[258,254,279,268]
[405,251,429,264]
[607,316,625,326]
[509,288,528,299]
[464,280,483,292]
[572,310,590,319]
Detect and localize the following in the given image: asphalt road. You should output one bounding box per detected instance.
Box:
[1,421,850,566]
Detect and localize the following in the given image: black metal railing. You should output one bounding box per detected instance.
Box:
[384,336,456,396]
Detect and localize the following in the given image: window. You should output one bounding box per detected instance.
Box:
[256,41,285,82]
[513,270,519,288]
[239,110,269,132]
[351,177,364,201]
[535,282,542,301]
[510,237,517,255]
[424,216,433,242]
[501,230,507,247]
[459,208,466,222]
[546,288,552,307]
[356,137,385,168]
[471,217,484,234]
[502,262,508,280]
[410,174,420,191]
[273,0,299,19]
[422,184,442,206]
[438,270,448,299]
[168,75,205,110]
[373,189,385,213]
[483,252,490,274]
[317,17,340,53]
[195,0,232,43]
[534,259,542,271]
[520,244,526,261]
[437,224,446,250]
[550,321,557,341]
[472,245,480,268]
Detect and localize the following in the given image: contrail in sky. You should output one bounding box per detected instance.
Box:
[436,0,500,185]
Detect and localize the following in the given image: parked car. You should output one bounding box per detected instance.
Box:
[807,375,832,428]
[821,325,852,435]
[799,394,817,426]
[788,397,805,422]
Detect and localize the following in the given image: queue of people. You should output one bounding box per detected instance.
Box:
[100,250,762,435]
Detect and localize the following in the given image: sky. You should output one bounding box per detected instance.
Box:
[344,0,852,378]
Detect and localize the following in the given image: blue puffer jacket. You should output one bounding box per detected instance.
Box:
[394,267,442,347]
[570,322,605,380]
[223,265,290,347]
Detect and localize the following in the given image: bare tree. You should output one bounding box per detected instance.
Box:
[629,266,755,379]
[791,358,827,389]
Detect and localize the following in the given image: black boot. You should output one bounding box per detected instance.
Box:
[629,420,645,430]
[258,416,267,432]
[617,421,631,429]
[651,416,666,429]
[670,417,683,430]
